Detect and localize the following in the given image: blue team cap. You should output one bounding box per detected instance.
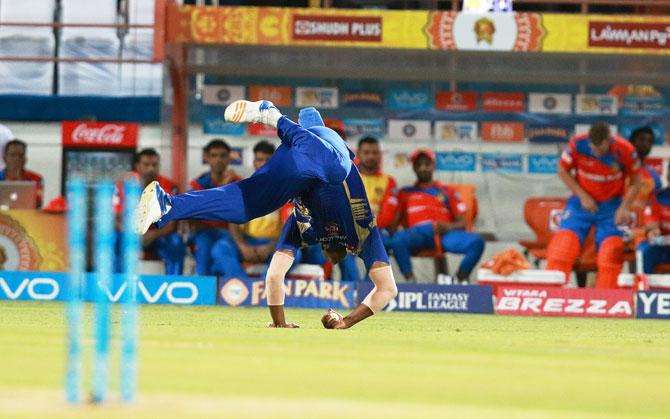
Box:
[298,107,325,129]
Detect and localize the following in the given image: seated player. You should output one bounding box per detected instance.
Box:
[210,140,283,278]
[136,100,397,329]
[545,123,641,288]
[1,139,44,208]
[638,163,670,273]
[117,148,185,274]
[388,148,484,284]
[628,126,660,210]
[188,139,240,275]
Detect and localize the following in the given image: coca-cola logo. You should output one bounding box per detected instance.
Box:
[71,124,126,145]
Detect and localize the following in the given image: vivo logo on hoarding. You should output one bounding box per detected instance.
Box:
[528,154,559,174]
[0,276,60,300]
[436,152,477,172]
[99,280,199,305]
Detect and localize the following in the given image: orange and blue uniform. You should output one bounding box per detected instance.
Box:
[546,133,641,288]
[388,182,484,277]
[638,188,670,273]
[0,168,44,208]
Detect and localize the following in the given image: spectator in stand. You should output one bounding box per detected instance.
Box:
[117,148,185,274]
[638,162,670,274]
[0,139,44,208]
[628,127,660,209]
[388,148,484,284]
[189,139,240,275]
[356,136,398,232]
[546,123,641,288]
[210,141,283,278]
[0,123,14,171]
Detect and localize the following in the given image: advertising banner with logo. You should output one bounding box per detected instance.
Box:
[249,85,293,107]
[481,122,524,142]
[218,277,355,309]
[619,96,666,117]
[295,87,339,109]
[480,153,523,173]
[386,88,433,111]
[528,93,572,114]
[435,91,477,112]
[358,282,494,314]
[434,121,478,142]
[575,94,618,115]
[495,286,634,318]
[171,7,670,55]
[388,119,432,140]
[343,118,386,139]
[637,291,670,319]
[528,154,560,174]
[341,90,384,108]
[203,117,246,135]
[482,92,525,113]
[202,85,245,106]
[62,121,138,149]
[526,125,571,143]
[436,151,477,172]
[0,272,217,305]
[248,122,278,137]
[0,211,68,272]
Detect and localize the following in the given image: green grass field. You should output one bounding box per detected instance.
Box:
[0,302,669,418]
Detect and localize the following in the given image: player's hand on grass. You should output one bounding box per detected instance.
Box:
[266,321,300,328]
[579,194,598,213]
[321,309,347,329]
[615,206,632,226]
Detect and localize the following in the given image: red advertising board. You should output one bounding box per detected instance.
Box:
[248,123,277,137]
[589,21,670,49]
[482,92,525,112]
[481,122,524,142]
[435,91,477,112]
[292,15,382,42]
[61,121,138,148]
[249,85,293,107]
[495,286,634,318]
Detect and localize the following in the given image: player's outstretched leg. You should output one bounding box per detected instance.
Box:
[224,100,282,127]
[322,262,397,329]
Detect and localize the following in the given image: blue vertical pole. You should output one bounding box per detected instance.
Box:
[92,180,114,403]
[65,179,86,404]
[120,180,141,402]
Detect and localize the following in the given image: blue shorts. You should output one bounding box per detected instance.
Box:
[559,196,623,248]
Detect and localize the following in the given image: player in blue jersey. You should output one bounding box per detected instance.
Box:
[136,100,397,329]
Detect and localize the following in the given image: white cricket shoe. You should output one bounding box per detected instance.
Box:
[224,100,282,128]
[134,181,172,234]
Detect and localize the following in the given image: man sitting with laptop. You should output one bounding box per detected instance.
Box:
[0,139,43,208]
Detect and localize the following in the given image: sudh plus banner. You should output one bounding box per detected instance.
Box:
[495,286,634,318]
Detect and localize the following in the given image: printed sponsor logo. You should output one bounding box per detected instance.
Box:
[343,118,385,138]
[482,92,525,112]
[62,121,138,148]
[341,90,384,108]
[248,123,278,137]
[386,88,432,111]
[388,119,432,140]
[481,121,524,142]
[218,277,354,309]
[480,153,523,173]
[495,286,634,318]
[620,96,665,116]
[637,291,670,319]
[589,21,670,49]
[292,15,382,42]
[358,282,494,314]
[249,85,292,107]
[436,151,477,172]
[0,214,40,271]
[528,154,560,174]
[548,208,565,232]
[528,93,572,114]
[526,125,571,143]
[435,91,477,112]
[295,87,339,109]
[203,117,246,135]
[202,85,245,106]
[575,94,618,115]
[434,121,478,141]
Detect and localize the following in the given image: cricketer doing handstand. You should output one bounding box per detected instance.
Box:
[135,100,398,329]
